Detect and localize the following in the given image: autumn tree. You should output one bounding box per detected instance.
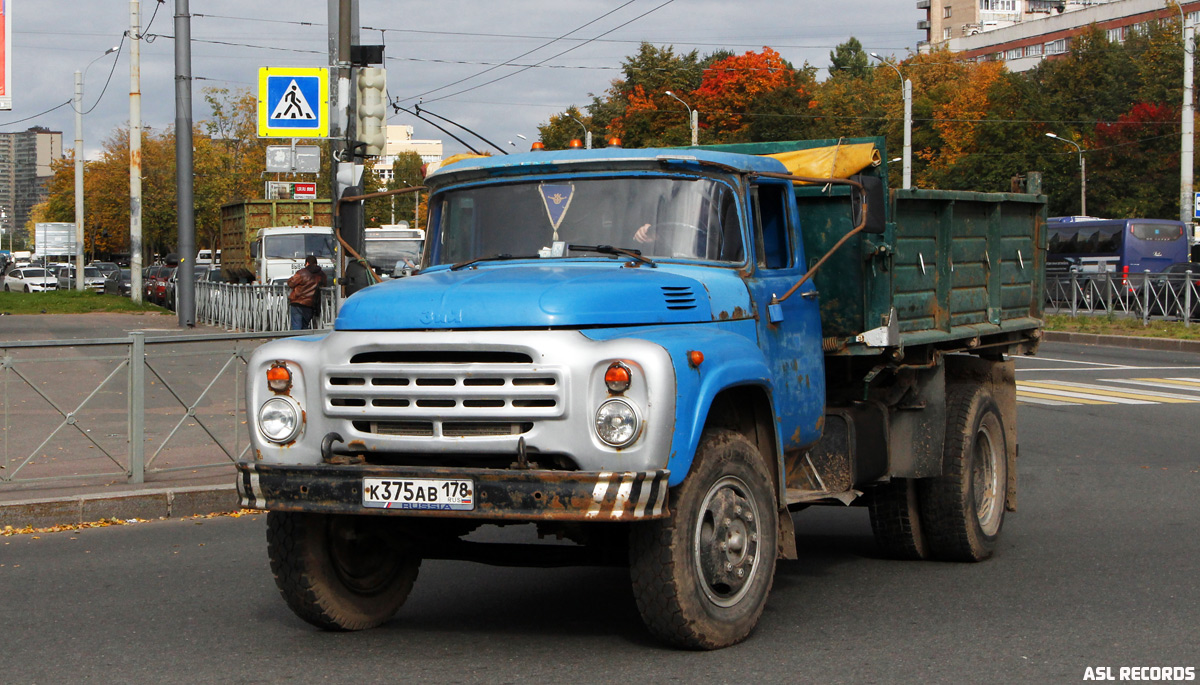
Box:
[590,43,707,147]
[693,47,797,141]
[538,106,594,150]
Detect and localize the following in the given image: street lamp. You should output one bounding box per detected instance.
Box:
[664,90,698,146]
[73,45,119,290]
[870,53,912,189]
[568,115,592,149]
[1046,132,1087,216]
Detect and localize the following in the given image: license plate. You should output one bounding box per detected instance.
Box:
[362,477,475,511]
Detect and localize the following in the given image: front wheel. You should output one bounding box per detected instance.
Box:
[629,429,778,649]
[920,384,1009,562]
[266,511,420,630]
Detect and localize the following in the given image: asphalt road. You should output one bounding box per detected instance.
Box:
[1,342,1197,683]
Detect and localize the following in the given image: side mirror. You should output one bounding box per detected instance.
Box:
[851,174,887,235]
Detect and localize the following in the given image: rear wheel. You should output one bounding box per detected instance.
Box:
[629,429,777,649]
[868,478,930,560]
[920,385,1008,562]
[267,511,420,630]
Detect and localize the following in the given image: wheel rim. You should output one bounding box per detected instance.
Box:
[693,475,762,608]
[971,415,1004,537]
[325,517,406,596]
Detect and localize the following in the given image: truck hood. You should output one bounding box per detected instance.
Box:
[336,262,750,330]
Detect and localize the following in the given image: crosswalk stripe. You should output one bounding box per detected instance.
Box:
[1016,389,1112,405]
[1111,378,1200,393]
[1015,391,1084,406]
[1017,380,1200,403]
[1013,383,1153,404]
[1161,378,1200,387]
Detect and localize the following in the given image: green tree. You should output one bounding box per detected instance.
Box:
[538,106,593,150]
[829,37,870,79]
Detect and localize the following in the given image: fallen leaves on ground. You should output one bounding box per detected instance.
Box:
[1,509,260,537]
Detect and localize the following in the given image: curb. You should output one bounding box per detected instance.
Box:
[0,484,241,530]
[1042,330,1200,354]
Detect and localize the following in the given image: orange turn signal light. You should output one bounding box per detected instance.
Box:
[267,362,292,392]
[687,350,704,368]
[605,362,632,393]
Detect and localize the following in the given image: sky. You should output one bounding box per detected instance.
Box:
[3,0,921,159]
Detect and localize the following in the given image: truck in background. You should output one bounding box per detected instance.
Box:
[237,138,1045,649]
[220,199,336,283]
[363,224,425,279]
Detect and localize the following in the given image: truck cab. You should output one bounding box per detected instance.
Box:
[238,141,1044,649]
[250,225,337,283]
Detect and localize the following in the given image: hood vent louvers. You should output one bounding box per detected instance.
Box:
[661,285,697,310]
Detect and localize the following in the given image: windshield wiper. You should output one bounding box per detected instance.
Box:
[568,244,656,268]
[450,253,542,271]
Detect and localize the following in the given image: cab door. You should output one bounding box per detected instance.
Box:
[744,180,825,454]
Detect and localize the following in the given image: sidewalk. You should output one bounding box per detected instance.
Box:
[1,312,244,529]
[2,319,1198,530]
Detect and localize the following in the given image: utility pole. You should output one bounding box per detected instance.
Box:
[329,0,362,301]
[175,0,195,326]
[1182,20,1195,231]
[74,70,85,291]
[129,0,143,303]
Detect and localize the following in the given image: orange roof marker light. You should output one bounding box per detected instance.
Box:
[607,137,622,148]
[530,141,545,151]
[568,139,583,149]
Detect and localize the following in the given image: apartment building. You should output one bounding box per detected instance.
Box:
[0,127,63,243]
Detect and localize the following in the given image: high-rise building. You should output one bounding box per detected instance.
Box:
[918,1,1200,71]
[0,126,64,244]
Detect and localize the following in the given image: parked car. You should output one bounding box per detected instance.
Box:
[143,265,170,303]
[89,261,121,279]
[56,266,108,292]
[3,267,58,292]
[151,266,176,305]
[105,268,133,297]
[164,266,212,310]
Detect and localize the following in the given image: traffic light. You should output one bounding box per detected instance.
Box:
[356,67,388,156]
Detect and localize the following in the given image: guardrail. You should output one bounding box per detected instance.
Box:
[192,282,337,332]
[1046,271,1197,326]
[0,331,306,492]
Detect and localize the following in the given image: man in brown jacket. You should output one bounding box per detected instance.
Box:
[287,255,327,330]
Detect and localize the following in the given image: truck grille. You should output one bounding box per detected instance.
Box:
[324,351,565,438]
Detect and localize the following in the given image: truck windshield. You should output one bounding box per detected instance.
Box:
[364,239,423,268]
[264,234,336,260]
[429,176,742,266]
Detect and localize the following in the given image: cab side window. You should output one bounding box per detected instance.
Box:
[752,183,792,269]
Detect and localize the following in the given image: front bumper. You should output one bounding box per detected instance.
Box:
[236,461,670,522]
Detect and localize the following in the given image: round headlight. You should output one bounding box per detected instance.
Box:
[258,396,301,443]
[595,399,640,447]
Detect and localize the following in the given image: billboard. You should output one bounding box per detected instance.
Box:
[0,0,10,111]
[35,223,77,257]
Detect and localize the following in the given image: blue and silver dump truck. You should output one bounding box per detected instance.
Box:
[236,137,1046,649]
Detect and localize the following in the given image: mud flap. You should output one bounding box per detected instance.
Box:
[778,507,798,560]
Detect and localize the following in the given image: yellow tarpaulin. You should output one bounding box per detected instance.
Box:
[425,152,490,176]
[765,143,881,183]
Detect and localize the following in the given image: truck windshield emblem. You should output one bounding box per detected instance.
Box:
[539,183,575,241]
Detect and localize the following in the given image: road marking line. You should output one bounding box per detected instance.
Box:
[1015,389,1112,405]
[1013,383,1153,404]
[1108,378,1200,394]
[1017,366,1200,373]
[1017,380,1200,403]
[1015,391,1076,406]
[1020,356,1127,367]
[1164,377,1200,387]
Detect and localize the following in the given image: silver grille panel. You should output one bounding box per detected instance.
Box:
[324,360,566,438]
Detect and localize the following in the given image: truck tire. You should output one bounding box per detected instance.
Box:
[867,478,930,560]
[629,429,777,649]
[266,511,420,631]
[920,384,1008,562]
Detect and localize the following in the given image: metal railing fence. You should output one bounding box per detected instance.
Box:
[0,330,308,491]
[192,282,337,332]
[1045,271,1197,326]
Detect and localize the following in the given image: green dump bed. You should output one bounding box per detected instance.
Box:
[707,138,1046,355]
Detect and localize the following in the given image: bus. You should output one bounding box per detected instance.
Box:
[1046,218,1190,282]
[364,224,424,278]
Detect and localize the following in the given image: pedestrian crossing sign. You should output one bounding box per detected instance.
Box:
[258,67,329,138]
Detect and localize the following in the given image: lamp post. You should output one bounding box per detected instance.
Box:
[664,90,698,146]
[73,46,119,290]
[1177,3,1195,229]
[1046,132,1086,216]
[870,53,912,189]
[568,116,592,149]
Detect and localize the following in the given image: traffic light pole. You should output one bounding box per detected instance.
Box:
[328,0,362,303]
